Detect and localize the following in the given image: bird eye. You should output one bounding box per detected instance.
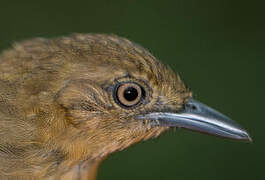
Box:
[114,82,144,108]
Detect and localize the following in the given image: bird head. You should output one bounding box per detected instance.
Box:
[1,34,251,177]
[46,34,251,162]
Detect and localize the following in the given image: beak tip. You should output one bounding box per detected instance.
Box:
[248,137,253,143]
[239,129,252,142]
[245,133,253,143]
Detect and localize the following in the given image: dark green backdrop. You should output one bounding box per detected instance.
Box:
[1,1,264,179]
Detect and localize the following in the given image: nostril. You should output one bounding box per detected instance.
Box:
[191,105,197,111]
[186,103,198,111]
[184,103,198,111]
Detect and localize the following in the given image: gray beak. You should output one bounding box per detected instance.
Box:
[137,98,252,142]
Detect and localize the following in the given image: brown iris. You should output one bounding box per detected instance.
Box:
[115,82,143,107]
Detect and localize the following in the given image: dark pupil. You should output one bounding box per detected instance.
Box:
[123,87,138,101]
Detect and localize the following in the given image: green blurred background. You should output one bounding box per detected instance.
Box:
[0,1,264,179]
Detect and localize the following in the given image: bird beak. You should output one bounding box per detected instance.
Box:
[137,98,252,142]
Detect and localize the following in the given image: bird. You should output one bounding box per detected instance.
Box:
[0,34,251,180]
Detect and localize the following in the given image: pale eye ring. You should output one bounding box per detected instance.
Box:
[114,82,144,108]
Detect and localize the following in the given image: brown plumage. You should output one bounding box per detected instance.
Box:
[0,34,190,179]
[0,34,251,179]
